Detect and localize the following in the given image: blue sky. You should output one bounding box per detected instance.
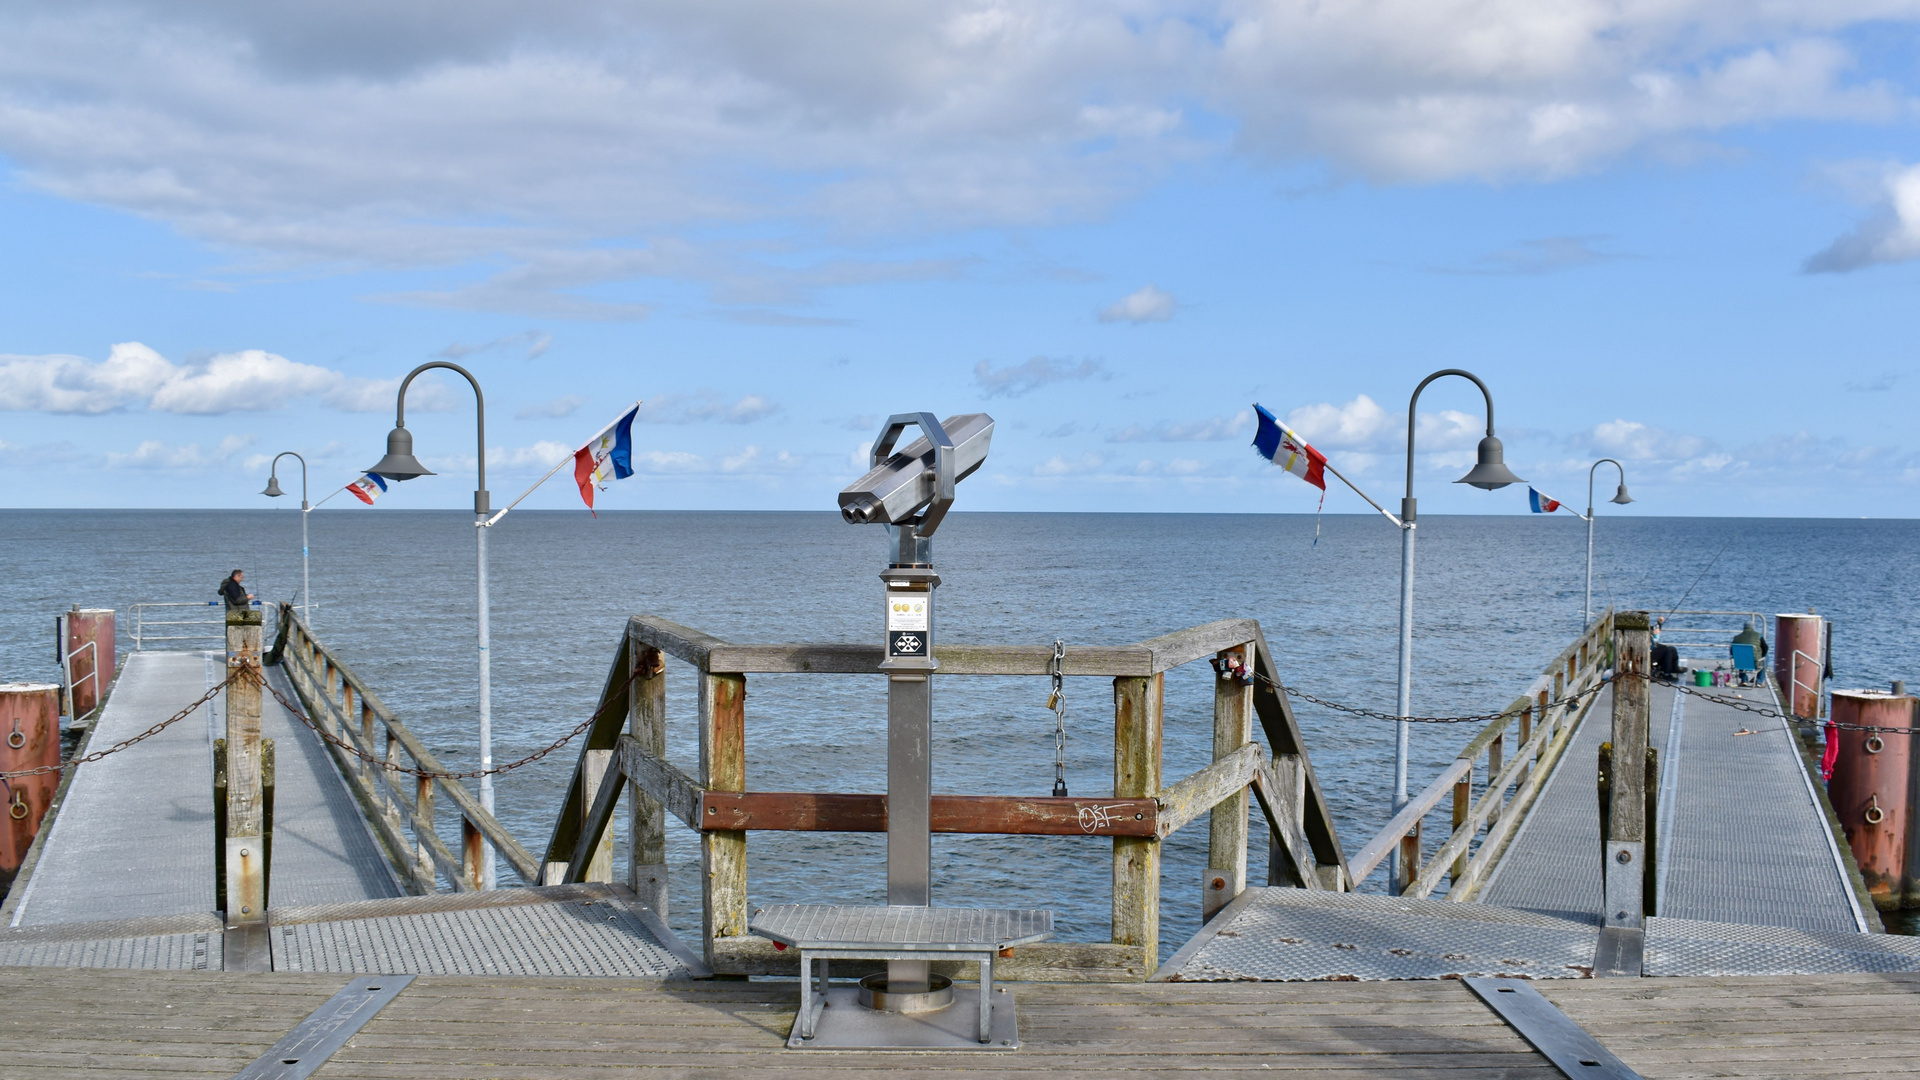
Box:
[1,2,1916,516]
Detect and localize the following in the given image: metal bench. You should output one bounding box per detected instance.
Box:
[750,904,1052,1045]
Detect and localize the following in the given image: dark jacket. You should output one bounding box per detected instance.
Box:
[220,577,249,608]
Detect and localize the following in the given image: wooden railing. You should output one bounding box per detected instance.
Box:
[1349,608,1615,899]
[270,605,539,893]
[536,614,1353,981]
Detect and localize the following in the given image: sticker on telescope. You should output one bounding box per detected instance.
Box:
[889,630,928,657]
[887,595,928,632]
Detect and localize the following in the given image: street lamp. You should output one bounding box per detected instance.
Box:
[1584,459,1632,627]
[366,361,497,890]
[261,452,312,627]
[1391,369,1522,893]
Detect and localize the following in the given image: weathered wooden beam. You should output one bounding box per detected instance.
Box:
[627,615,730,672]
[695,641,1157,676]
[1348,758,1473,886]
[562,752,626,885]
[224,609,264,922]
[628,644,668,917]
[1247,625,1349,885]
[1156,743,1258,840]
[701,670,749,969]
[615,735,704,829]
[539,635,635,877]
[707,935,1153,982]
[694,792,1159,836]
[1207,644,1253,921]
[1136,620,1261,674]
[1248,748,1323,891]
[1112,673,1162,977]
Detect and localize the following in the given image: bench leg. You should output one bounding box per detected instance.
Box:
[978,952,993,1044]
[797,953,828,1040]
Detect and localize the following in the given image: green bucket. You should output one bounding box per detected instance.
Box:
[1695,669,1712,687]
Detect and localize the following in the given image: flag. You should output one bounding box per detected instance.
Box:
[346,473,387,505]
[1251,404,1327,490]
[1527,487,1561,514]
[573,404,639,514]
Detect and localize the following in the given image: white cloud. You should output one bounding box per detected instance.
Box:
[107,433,256,470]
[974,357,1105,398]
[1108,410,1251,442]
[0,2,1901,312]
[635,391,780,424]
[1584,418,1712,461]
[1284,395,1394,451]
[517,395,587,420]
[1097,285,1177,324]
[0,342,420,415]
[439,330,552,360]
[1805,162,1920,272]
[1034,452,1107,476]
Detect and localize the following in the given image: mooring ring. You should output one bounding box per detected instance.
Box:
[1866,797,1886,825]
[6,731,23,749]
[9,797,26,820]
[1867,735,1885,754]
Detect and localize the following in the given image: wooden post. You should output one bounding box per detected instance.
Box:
[1393,820,1420,895]
[1450,772,1471,882]
[1205,645,1253,923]
[1604,611,1651,930]
[223,607,266,923]
[1113,673,1163,975]
[580,749,616,882]
[461,817,484,891]
[701,670,748,969]
[1486,731,1505,825]
[628,644,669,917]
[415,773,435,875]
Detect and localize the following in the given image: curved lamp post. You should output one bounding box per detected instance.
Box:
[1391,369,1523,893]
[1584,459,1632,627]
[365,361,496,890]
[262,452,312,627]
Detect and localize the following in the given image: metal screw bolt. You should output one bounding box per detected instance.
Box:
[1615,850,1631,864]
[240,847,250,857]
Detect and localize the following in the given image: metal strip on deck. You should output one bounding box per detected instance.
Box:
[233,975,415,1080]
[1658,684,1862,931]
[1158,888,1600,981]
[1464,977,1643,1079]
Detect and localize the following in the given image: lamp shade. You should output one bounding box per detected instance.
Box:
[1456,434,1524,490]
[1611,483,1633,505]
[367,426,434,480]
[261,475,285,497]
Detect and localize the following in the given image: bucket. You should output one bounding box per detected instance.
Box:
[1695,669,1712,687]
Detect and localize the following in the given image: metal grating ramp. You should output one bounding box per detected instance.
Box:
[1158,888,1600,982]
[1477,682,1673,917]
[1657,686,1863,931]
[273,888,705,977]
[1646,917,1920,976]
[0,913,225,971]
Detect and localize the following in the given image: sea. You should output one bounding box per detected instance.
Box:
[1,510,1915,953]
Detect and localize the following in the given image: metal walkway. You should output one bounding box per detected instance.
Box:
[1159,888,1920,981]
[6,650,399,929]
[0,884,704,976]
[1475,677,1862,932]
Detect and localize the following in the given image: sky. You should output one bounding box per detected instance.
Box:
[1,2,1917,516]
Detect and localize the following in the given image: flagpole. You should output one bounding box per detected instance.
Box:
[483,400,642,527]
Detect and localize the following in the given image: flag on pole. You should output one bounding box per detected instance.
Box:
[573,403,639,515]
[346,473,387,505]
[1251,405,1327,490]
[1527,487,1585,517]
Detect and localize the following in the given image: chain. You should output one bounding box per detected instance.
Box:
[263,662,645,780]
[0,673,235,779]
[1047,640,1068,797]
[1669,680,1920,734]
[1259,668,1608,724]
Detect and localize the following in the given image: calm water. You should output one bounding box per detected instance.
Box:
[1,510,1915,951]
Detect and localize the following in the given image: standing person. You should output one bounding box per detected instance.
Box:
[220,569,255,609]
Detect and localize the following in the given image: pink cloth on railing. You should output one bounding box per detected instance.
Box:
[1821,721,1840,781]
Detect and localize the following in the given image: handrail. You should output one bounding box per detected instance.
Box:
[272,604,540,891]
[133,600,260,650]
[1351,606,1616,897]
[539,613,1347,981]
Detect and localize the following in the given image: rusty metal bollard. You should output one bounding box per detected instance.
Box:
[1829,689,1914,909]
[1,683,62,891]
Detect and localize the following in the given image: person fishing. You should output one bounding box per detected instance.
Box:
[219,569,255,609]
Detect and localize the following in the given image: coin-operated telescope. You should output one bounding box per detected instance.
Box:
[838,412,993,564]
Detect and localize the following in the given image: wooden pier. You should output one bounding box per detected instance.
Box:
[5,602,1920,1077]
